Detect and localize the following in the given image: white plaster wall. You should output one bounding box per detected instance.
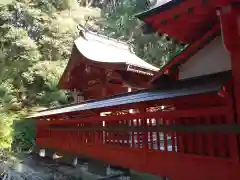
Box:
[178,37,232,80]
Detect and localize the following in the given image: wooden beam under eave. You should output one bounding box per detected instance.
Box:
[149,23,221,86]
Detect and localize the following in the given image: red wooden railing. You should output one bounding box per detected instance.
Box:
[36,106,240,180]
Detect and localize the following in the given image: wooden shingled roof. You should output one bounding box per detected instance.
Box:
[58,30,159,90]
[73,31,159,72]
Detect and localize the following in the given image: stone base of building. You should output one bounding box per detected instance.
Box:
[32,147,167,180]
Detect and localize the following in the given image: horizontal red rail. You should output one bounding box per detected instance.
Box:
[36,105,240,180]
[42,106,231,125]
[50,124,240,134]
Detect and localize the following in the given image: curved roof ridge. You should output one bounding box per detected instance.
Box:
[83,30,130,50]
[75,30,159,71]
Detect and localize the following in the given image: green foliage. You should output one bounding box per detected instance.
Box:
[29,0,78,13]
[0,112,26,150]
[0,81,18,112]
[0,0,186,153]
[0,110,35,152]
[0,113,14,149]
[0,0,100,151]
[0,0,13,6]
[0,0,79,112]
[98,0,185,68]
[12,117,36,152]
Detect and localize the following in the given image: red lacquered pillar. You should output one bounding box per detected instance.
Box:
[217,0,240,161]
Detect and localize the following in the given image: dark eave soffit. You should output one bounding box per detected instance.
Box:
[136,0,185,20]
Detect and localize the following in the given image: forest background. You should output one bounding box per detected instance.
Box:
[0,0,183,154]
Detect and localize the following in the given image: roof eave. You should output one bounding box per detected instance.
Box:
[135,0,185,20]
[28,71,230,119]
[150,24,221,85]
[126,64,158,76]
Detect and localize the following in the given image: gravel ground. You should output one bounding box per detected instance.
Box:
[0,153,79,180]
[0,153,130,180]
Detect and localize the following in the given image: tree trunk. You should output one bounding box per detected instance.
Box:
[101,0,109,15]
[85,0,95,7]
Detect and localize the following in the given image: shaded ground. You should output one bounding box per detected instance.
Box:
[0,152,130,180]
[0,153,81,180]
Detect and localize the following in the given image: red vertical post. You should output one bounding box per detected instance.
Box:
[195,118,203,155]
[163,119,168,152]
[35,120,41,146]
[149,119,153,150]
[217,1,240,161]
[137,119,141,149]
[140,107,149,150]
[131,120,135,148]
[156,119,160,151]
[169,118,176,152]
[205,117,215,156]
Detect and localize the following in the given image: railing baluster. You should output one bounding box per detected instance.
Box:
[136,119,140,149]
[156,119,160,151]
[227,113,239,161]
[131,120,135,148]
[170,118,176,152]
[149,119,153,150]
[195,117,203,155]
[163,119,168,152]
[220,116,228,157]
[42,106,235,164]
[205,117,215,156]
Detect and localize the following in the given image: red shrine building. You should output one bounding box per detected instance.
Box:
[29,0,240,180]
[59,30,159,102]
